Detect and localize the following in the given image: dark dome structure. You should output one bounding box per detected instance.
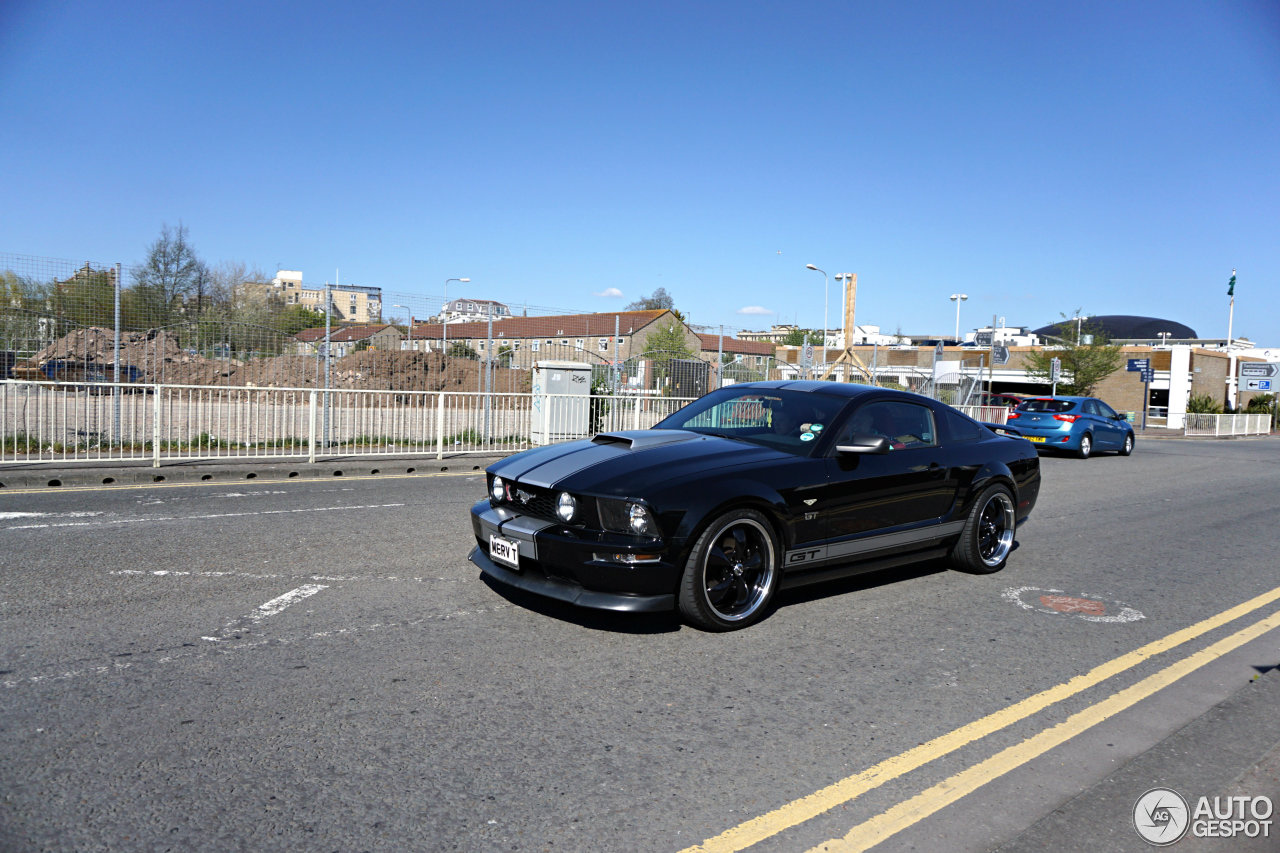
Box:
[1033,315,1197,340]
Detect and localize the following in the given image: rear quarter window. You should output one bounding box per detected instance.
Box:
[1018,399,1076,414]
[941,409,985,443]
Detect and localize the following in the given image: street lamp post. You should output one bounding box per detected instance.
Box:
[806,264,828,374]
[950,293,968,342]
[392,304,411,350]
[441,277,470,355]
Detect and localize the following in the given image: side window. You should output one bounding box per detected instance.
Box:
[1096,400,1118,419]
[842,401,937,449]
[1082,399,1100,415]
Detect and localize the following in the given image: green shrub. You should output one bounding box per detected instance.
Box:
[1186,394,1222,414]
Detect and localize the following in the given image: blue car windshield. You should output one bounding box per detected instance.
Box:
[656,388,847,455]
[1018,399,1076,413]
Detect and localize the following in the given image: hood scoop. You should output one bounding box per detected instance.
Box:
[590,429,698,450]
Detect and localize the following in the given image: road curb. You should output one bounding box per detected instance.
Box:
[0,455,510,490]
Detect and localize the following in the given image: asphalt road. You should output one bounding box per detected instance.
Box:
[2,437,1279,852]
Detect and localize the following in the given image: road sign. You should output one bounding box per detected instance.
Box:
[934,342,944,361]
[1140,368,1155,382]
[1239,362,1279,379]
[1050,357,1061,382]
[993,344,1010,365]
[975,332,993,347]
[801,342,814,367]
[1127,358,1149,372]
[1244,378,1273,392]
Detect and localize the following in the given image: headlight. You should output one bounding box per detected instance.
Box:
[491,476,505,502]
[556,492,577,522]
[628,503,656,536]
[598,498,658,537]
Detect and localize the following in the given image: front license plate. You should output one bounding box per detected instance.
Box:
[1026,436,1046,443]
[490,535,520,570]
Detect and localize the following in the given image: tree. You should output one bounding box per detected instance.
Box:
[626,287,686,322]
[640,320,696,393]
[781,327,823,346]
[1024,312,1122,396]
[272,304,327,337]
[50,264,115,331]
[127,223,207,327]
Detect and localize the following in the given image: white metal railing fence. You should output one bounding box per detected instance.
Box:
[1183,413,1271,437]
[2,380,1043,467]
[0,381,700,466]
[955,405,1010,425]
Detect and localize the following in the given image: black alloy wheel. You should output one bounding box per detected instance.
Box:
[678,508,779,631]
[1120,433,1134,456]
[948,484,1016,574]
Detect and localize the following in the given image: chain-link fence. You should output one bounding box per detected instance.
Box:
[0,253,591,395]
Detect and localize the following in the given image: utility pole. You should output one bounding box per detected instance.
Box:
[323,281,332,448]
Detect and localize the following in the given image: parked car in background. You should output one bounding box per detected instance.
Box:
[974,392,1026,409]
[1007,396,1134,459]
[471,381,1041,631]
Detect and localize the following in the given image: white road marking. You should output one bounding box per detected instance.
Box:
[4,503,405,530]
[0,511,105,520]
[2,602,513,689]
[202,583,328,642]
[110,569,463,583]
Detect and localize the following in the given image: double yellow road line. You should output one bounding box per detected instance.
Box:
[683,585,1280,853]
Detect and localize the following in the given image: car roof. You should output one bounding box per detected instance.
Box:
[729,380,931,403]
[1022,395,1090,402]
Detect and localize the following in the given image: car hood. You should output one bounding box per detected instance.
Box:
[489,430,792,497]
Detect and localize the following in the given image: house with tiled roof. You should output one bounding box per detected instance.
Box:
[293,324,402,357]
[404,309,700,369]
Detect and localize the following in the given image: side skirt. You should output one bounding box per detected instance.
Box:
[779,546,950,591]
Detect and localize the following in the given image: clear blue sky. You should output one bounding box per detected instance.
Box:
[3,1,1277,342]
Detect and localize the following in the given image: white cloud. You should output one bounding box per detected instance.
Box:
[737,305,773,315]
[594,287,624,298]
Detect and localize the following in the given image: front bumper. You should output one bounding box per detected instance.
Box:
[470,500,678,613]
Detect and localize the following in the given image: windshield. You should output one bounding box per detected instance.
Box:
[1017,398,1076,413]
[656,388,847,455]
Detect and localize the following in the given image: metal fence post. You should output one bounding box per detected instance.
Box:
[152,385,162,467]
[308,390,318,464]
[436,391,445,460]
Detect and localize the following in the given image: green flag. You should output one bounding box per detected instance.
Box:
[1227,271,1236,297]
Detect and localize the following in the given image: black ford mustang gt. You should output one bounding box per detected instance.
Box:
[470,381,1039,631]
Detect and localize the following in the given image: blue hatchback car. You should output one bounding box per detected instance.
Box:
[1006,396,1135,459]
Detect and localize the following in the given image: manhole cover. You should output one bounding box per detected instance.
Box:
[1003,587,1145,623]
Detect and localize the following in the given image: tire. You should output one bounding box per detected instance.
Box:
[948,484,1016,574]
[1076,433,1092,459]
[1119,433,1134,456]
[678,508,780,631]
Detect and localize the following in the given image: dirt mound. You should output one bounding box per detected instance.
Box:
[27,327,531,393]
